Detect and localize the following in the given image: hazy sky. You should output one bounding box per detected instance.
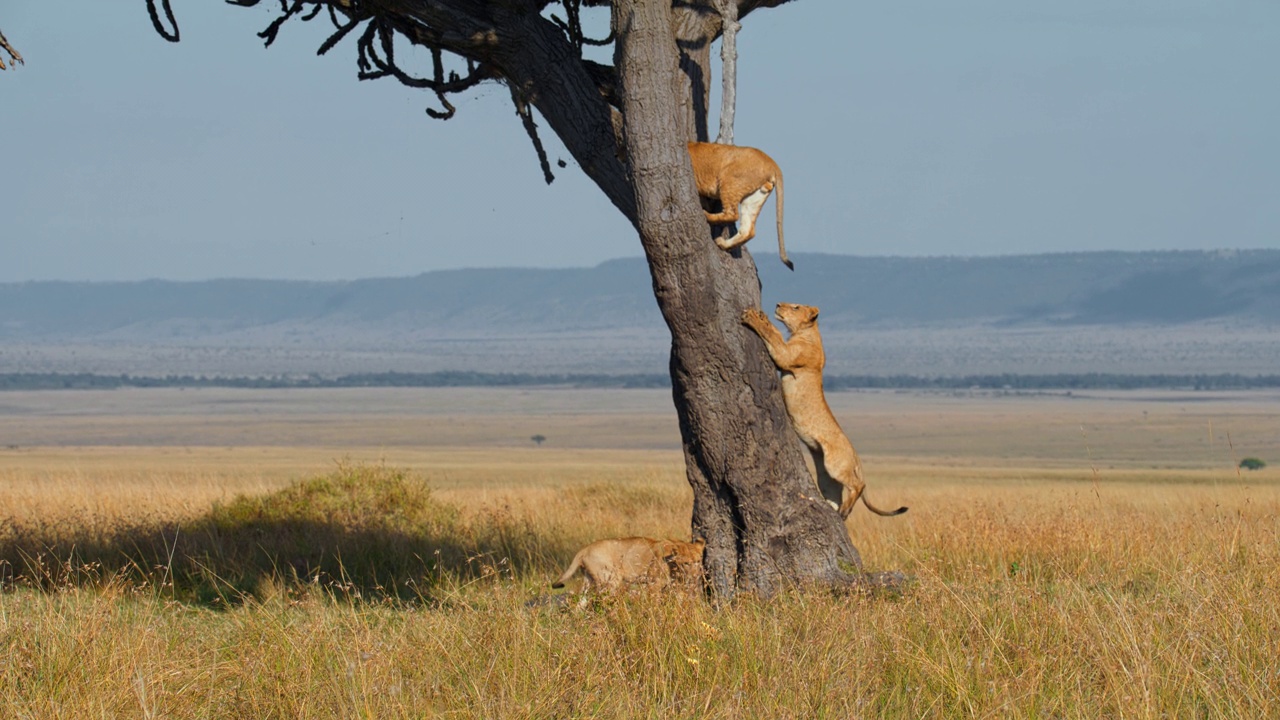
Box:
[2,1,1277,282]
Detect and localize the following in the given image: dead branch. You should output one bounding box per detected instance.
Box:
[146,0,180,42]
[549,0,614,55]
[143,0,637,219]
[0,27,22,69]
[510,83,555,184]
[714,0,739,144]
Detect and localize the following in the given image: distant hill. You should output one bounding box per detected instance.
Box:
[3,250,1279,341]
[755,249,1280,327]
[0,262,659,338]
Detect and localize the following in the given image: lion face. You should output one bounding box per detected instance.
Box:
[662,538,706,583]
[774,303,819,333]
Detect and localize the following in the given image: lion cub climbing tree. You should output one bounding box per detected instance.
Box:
[743,304,908,519]
[687,141,791,269]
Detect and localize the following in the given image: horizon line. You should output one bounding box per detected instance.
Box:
[3,247,1276,286]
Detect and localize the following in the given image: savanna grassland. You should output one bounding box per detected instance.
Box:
[2,387,1279,718]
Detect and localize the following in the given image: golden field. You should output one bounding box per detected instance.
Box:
[1,387,1278,717]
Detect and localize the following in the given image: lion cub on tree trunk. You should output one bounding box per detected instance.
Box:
[687,142,792,270]
[552,537,705,595]
[742,303,907,519]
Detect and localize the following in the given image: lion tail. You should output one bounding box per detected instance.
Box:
[861,492,908,517]
[551,548,588,589]
[775,168,792,270]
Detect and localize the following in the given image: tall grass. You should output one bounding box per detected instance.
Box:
[2,459,1278,717]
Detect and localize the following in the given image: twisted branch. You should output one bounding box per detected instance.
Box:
[354,17,491,119]
[510,83,555,184]
[140,0,651,218]
[549,0,613,54]
[146,0,181,42]
[317,12,364,55]
[0,27,22,70]
[256,0,308,46]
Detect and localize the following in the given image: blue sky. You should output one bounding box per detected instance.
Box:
[2,0,1277,281]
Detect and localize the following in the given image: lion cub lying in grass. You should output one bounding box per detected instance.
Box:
[552,537,705,595]
[743,302,907,519]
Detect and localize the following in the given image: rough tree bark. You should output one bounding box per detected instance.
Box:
[151,0,879,598]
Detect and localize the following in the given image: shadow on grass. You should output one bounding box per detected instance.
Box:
[0,464,574,607]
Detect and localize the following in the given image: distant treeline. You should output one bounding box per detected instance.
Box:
[3,372,1280,392]
[822,373,1280,391]
[0,372,669,391]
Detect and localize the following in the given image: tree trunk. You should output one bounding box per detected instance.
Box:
[613,0,862,598]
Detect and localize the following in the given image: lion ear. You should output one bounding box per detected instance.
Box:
[807,306,820,322]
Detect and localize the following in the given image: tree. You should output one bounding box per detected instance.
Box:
[1239,458,1266,471]
[148,0,879,598]
[531,434,547,446]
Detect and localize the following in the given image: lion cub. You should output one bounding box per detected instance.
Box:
[552,537,705,595]
[687,142,792,270]
[742,303,907,519]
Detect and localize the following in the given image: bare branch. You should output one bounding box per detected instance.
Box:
[146,0,181,42]
[258,0,307,47]
[352,16,493,118]
[424,94,457,120]
[550,0,613,54]
[510,84,555,184]
[714,0,739,145]
[317,13,365,56]
[149,0,633,218]
[0,27,23,70]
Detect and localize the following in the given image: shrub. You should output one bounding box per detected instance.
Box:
[0,464,517,604]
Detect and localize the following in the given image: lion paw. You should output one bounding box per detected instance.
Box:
[741,307,769,327]
[716,234,747,251]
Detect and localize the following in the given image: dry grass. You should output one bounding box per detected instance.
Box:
[3,459,1277,717]
[2,388,1279,717]
[0,445,685,528]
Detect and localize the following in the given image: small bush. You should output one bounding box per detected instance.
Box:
[0,464,544,604]
[187,463,463,599]
[1239,457,1267,471]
